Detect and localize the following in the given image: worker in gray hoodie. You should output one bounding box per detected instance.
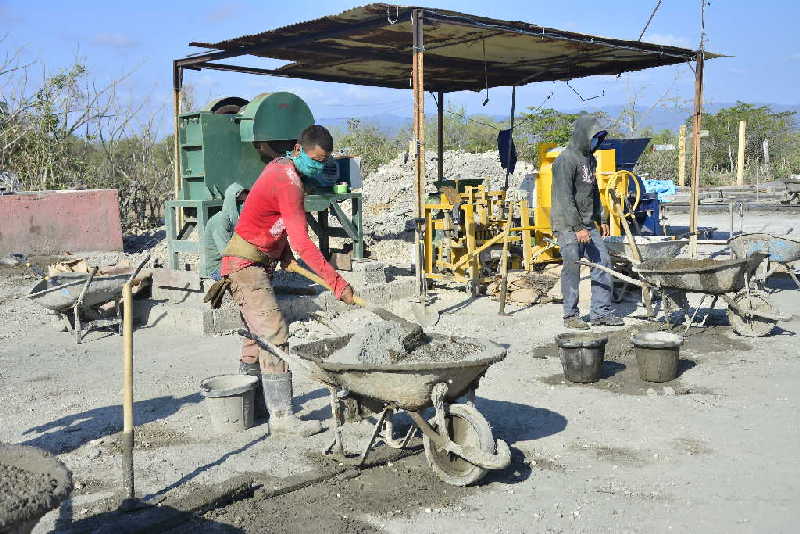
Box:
[551,114,623,330]
[201,183,248,279]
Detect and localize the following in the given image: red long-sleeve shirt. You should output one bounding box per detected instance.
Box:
[220,158,350,298]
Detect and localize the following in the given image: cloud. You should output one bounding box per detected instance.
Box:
[790,52,800,61]
[205,2,246,23]
[91,32,138,49]
[645,33,692,49]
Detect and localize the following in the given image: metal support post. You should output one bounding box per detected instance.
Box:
[688,49,705,259]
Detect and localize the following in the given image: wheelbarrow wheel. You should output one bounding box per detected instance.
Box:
[727,290,776,337]
[423,403,494,487]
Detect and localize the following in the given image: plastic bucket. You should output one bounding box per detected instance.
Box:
[555,333,608,383]
[200,375,259,433]
[632,332,683,383]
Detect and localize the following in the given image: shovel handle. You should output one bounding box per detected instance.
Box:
[285,261,367,308]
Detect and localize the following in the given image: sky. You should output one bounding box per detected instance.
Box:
[2,0,798,135]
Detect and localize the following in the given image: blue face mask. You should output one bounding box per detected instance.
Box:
[590,130,608,153]
[288,148,329,186]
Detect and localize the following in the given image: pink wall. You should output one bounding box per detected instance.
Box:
[0,189,123,255]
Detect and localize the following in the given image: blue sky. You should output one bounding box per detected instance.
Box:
[2,0,798,134]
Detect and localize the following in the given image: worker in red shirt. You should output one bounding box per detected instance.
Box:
[220,125,355,437]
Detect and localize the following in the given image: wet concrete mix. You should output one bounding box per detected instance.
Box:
[327,320,481,365]
[0,463,61,528]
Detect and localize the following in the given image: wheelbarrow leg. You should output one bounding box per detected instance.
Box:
[358,408,389,467]
[73,267,99,345]
[323,387,346,457]
[683,295,707,336]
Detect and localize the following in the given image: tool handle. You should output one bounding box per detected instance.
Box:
[285,260,368,308]
[237,329,315,373]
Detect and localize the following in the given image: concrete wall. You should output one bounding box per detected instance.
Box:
[0,189,123,255]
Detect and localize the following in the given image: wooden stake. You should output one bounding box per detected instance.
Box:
[412,9,426,297]
[678,124,687,187]
[688,50,705,259]
[121,281,135,499]
[736,120,746,186]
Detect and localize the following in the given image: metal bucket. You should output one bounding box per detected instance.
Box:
[632,332,683,383]
[555,333,608,383]
[200,375,259,433]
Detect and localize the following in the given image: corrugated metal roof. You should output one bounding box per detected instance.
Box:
[183,3,719,92]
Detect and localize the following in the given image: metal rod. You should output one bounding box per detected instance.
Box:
[437,90,444,182]
[503,86,516,192]
[121,281,135,499]
[172,62,184,230]
[688,49,705,259]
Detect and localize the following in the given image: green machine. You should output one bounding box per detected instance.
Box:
[165,92,364,274]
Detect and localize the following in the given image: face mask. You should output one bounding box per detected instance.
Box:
[288,148,327,181]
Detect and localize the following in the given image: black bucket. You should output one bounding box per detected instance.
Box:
[555,333,609,383]
[632,332,683,383]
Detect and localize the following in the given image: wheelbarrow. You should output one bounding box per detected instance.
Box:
[727,233,800,291]
[27,256,149,343]
[603,236,688,303]
[242,330,511,486]
[579,253,792,337]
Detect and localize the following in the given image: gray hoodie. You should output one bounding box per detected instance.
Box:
[201,182,245,277]
[550,115,603,233]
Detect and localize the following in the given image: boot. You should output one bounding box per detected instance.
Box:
[239,361,268,420]
[260,371,323,437]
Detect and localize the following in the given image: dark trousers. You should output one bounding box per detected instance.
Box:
[556,228,613,320]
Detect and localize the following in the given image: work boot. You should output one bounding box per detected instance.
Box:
[239,361,268,420]
[260,371,323,437]
[591,314,625,327]
[564,316,590,330]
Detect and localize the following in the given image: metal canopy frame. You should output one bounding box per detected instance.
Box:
[172,2,718,295]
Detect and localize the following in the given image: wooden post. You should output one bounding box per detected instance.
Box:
[736,120,746,186]
[411,9,426,297]
[172,62,184,229]
[437,91,444,182]
[678,124,687,186]
[121,281,135,499]
[688,50,705,259]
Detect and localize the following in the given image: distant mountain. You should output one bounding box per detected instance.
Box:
[320,102,799,137]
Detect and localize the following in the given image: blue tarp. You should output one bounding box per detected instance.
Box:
[642,179,677,202]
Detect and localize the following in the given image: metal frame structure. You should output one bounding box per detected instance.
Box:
[172,3,716,293]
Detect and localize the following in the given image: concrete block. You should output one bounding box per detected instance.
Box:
[0,189,123,255]
[152,268,202,290]
[347,259,387,288]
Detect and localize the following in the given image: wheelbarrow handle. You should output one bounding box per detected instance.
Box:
[576,259,646,288]
[237,329,320,376]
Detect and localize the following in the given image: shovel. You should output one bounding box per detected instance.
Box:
[285,261,438,327]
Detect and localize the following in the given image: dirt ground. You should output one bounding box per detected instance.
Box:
[1,210,799,533]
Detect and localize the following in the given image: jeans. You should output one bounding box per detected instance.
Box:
[556,228,613,320]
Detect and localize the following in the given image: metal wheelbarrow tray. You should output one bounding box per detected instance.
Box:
[727,233,800,290]
[28,272,132,312]
[604,236,688,263]
[294,333,511,486]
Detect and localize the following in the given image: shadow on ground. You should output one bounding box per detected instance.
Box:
[475,397,567,444]
[20,393,202,454]
[54,501,243,533]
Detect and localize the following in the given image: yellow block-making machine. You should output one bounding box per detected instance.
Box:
[422,141,649,292]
